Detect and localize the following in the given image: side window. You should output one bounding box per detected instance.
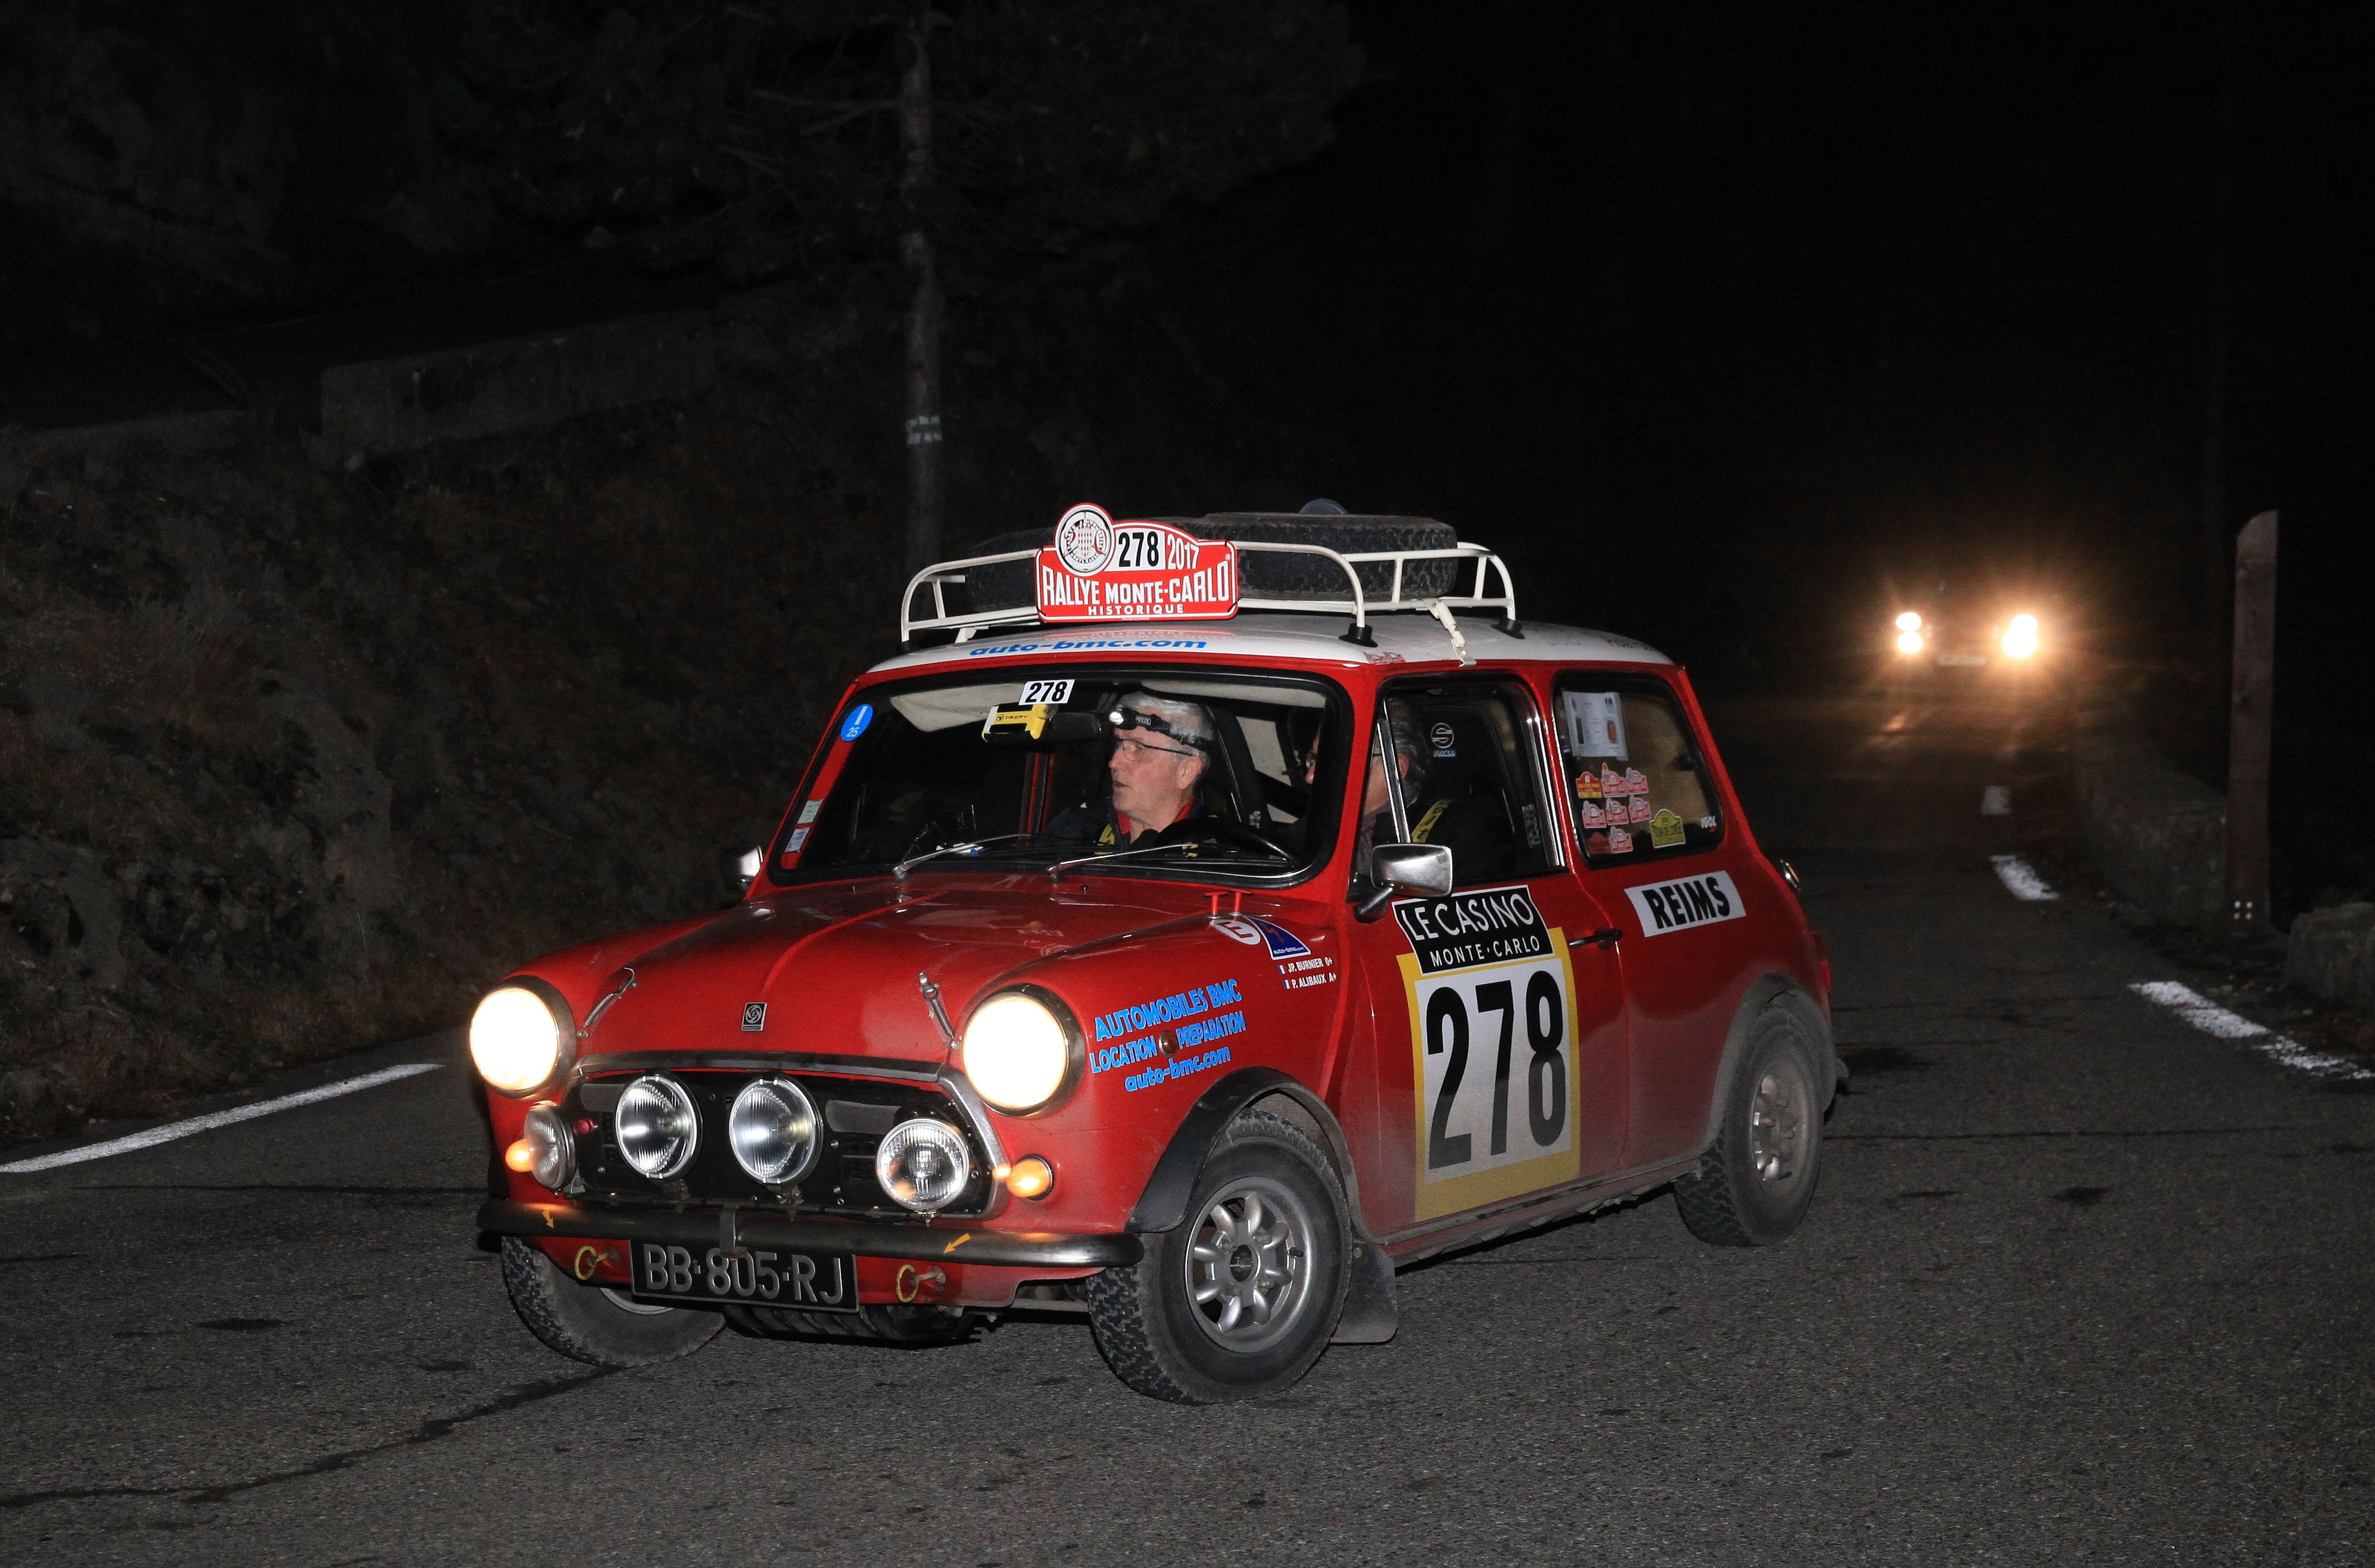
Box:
[1553,675,1722,865]
[1380,680,1559,887]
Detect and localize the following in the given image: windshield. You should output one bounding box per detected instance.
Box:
[777,668,1349,883]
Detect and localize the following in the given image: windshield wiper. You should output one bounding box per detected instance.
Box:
[1046,839,1206,880]
[1044,837,1298,880]
[894,833,1046,880]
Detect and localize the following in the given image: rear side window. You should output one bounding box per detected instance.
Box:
[1376,679,1560,887]
[1552,675,1722,865]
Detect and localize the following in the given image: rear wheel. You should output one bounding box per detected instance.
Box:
[1674,1007,1824,1247]
[1087,1110,1349,1404]
[500,1237,723,1368]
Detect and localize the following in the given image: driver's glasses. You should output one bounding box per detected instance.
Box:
[1112,735,1195,762]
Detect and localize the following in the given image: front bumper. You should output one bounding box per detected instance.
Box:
[478,1198,1143,1269]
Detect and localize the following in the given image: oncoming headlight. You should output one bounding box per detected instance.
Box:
[470,982,573,1096]
[960,987,1083,1114]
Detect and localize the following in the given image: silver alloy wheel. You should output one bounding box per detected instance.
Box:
[1183,1174,1315,1354]
[1748,1056,1812,1187]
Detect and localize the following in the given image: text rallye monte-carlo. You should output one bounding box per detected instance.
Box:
[471,504,1836,1403]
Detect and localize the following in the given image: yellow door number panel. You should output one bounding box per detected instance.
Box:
[1392,886,1582,1221]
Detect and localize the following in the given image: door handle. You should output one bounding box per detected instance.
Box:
[1573,927,1622,951]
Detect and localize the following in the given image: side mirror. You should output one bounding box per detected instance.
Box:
[1373,841,1453,895]
[734,847,763,894]
[1355,842,1454,921]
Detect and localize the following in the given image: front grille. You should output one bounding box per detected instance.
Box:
[562,1068,995,1218]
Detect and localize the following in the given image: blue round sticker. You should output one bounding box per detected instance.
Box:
[839,703,875,743]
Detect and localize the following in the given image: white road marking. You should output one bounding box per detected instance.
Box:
[1980,784,2011,816]
[1990,853,2058,901]
[0,1063,444,1174]
[2129,981,2374,1080]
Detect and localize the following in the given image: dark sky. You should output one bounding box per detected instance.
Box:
[1191,2,2372,681]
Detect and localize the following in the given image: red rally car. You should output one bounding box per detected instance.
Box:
[470,506,1837,1404]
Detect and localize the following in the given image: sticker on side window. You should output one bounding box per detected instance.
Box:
[1623,870,1745,937]
[1391,887,1582,1221]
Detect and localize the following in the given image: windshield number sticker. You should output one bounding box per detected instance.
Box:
[1392,887,1582,1220]
[1018,678,1074,705]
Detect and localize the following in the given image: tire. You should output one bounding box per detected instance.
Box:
[1086,1109,1349,1404]
[1674,1006,1825,1248]
[500,1237,724,1369]
[964,512,1462,613]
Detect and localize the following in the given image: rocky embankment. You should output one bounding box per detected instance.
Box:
[0,398,897,1140]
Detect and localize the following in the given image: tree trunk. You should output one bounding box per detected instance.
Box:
[2224,512,2277,936]
[900,1,944,572]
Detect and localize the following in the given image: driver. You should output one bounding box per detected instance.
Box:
[1055,693,1220,852]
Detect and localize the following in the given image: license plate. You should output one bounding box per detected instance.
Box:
[628,1242,858,1311]
[1935,653,1989,667]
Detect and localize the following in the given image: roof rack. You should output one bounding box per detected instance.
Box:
[899,541,1519,650]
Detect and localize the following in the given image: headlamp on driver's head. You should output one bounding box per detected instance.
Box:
[1107,706,1215,756]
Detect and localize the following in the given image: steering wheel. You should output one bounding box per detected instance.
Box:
[1257,774,1312,818]
[1193,819,1295,861]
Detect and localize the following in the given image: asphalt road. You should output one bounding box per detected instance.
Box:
[5,678,2371,1566]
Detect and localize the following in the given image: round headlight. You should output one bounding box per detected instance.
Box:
[470,984,571,1096]
[1894,629,1925,656]
[2002,613,2040,659]
[875,1119,973,1212]
[961,989,1080,1114]
[1894,611,1922,632]
[728,1077,821,1185]
[615,1076,700,1180]
[522,1103,576,1190]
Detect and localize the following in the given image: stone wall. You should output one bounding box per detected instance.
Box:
[2071,705,2227,928]
[314,312,719,465]
[2287,903,2375,1011]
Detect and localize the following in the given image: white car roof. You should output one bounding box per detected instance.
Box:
[869,610,1672,675]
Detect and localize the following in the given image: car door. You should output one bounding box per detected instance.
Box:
[1551,669,1766,1168]
[1342,675,1629,1232]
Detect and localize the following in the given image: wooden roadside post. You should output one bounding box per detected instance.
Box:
[2225,510,2278,936]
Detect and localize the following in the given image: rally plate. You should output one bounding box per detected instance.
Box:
[628,1241,858,1312]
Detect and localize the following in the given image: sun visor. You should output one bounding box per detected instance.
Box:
[890,682,1030,732]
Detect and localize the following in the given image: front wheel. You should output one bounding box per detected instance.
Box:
[1087,1110,1349,1403]
[1673,1006,1825,1247]
[500,1237,724,1368]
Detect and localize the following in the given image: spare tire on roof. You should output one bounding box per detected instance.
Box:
[961,510,1462,615]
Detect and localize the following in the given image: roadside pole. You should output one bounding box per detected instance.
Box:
[2225,510,2277,936]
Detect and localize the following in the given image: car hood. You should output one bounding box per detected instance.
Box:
[569,877,1204,1065]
